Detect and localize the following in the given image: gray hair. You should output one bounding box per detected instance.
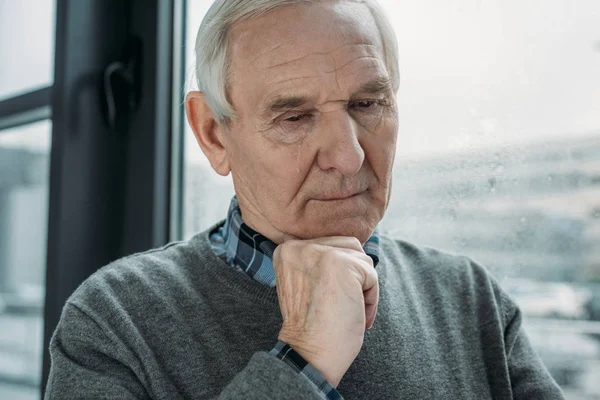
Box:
[193,0,399,124]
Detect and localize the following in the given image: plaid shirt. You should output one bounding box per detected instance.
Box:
[209,196,380,399]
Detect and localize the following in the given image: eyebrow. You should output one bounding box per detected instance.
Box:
[353,76,394,98]
[268,96,310,114]
[262,76,394,118]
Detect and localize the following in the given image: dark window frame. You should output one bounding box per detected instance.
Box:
[20,0,186,396]
[0,87,53,131]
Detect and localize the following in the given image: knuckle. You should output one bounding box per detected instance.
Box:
[277,241,298,257]
[301,243,325,260]
[348,237,362,249]
[319,247,345,264]
[273,245,282,260]
[368,266,379,282]
[357,252,372,265]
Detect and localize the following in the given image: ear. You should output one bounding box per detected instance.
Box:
[185,91,231,176]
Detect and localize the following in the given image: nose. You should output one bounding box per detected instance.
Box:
[316,111,365,176]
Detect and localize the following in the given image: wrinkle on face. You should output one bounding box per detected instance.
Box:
[256,54,387,112]
[330,55,381,73]
[263,52,325,71]
[259,42,379,70]
[270,75,321,86]
[257,44,380,76]
[256,65,388,123]
[250,42,286,64]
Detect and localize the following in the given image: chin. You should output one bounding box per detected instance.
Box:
[296,194,383,240]
[300,216,378,243]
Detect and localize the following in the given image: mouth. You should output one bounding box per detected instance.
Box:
[313,190,366,202]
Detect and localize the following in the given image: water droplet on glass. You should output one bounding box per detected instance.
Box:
[520,217,527,223]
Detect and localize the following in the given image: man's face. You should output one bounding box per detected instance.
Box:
[218,1,398,244]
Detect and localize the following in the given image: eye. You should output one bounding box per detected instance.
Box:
[354,100,377,109]
[285,114,309,122]
[349,100,385,112]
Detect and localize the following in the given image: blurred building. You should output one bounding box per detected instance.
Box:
[384,134,600,283]
[0,147,48,388]
[0,147,48,295]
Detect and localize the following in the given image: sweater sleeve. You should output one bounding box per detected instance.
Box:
[220,351,329,399]
[45,303,329,399]
[498,284,566,399]
[44,303,152,399]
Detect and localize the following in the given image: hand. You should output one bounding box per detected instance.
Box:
[273,236,379,387]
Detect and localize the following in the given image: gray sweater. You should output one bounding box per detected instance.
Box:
[45,224,564,399]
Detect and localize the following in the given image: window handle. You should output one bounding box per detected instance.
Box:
[101,36,142,132]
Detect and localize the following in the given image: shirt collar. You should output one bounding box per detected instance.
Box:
[213,196,380,287]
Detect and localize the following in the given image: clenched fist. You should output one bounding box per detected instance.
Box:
[273,236,379,387]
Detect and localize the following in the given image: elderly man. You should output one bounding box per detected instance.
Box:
[45,0,564,399]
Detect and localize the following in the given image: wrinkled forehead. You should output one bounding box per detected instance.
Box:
[227,1,388,105]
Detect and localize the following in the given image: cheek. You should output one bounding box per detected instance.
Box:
[365,128,397,182]
[270,147,313,191]
[247,142,315,203]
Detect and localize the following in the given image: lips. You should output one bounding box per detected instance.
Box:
[314,190,366,201]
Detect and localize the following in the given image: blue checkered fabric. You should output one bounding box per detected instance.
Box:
[209,196,380,398]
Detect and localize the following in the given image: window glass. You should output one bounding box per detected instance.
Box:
[183,0,235,239]
[0,0,56,100]
[0,120,52,400]
[182,2,600,397]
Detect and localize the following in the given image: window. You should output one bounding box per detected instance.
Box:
[2,0,193,397]
[180,1,600,398]
[182,0,235,239]
[0,121,51,394]
[0,121,52,397]
[0,1,56,399]
[0,0,56,101]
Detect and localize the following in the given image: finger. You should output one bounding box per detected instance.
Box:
[357,257,378,292]
[365,302,378,329]
[363,280,379,307]
[297,236,366,253]
[357,261,378,328]
[363,282,379,329]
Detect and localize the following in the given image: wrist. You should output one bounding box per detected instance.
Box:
[277,334,342,387]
